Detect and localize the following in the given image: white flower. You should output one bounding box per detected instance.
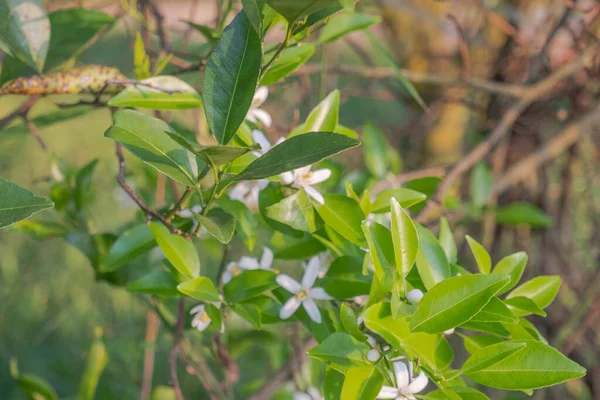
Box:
[280,165,332,204]
[190,302,222,332]
[246,86,272,128]
[251,129,284,157]
[277,256,333,323]
[222,247,273,284]
[406,289,424,303]
[377,359,428,400]
[293,387,322,400]
[228,180,269,210]
[365,334,390,362]
[177,204,203,232]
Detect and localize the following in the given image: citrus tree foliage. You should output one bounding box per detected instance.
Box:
[0,1,585,399]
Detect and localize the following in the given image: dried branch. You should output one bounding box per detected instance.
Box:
[23,116,47,150]
[0,96,40,130]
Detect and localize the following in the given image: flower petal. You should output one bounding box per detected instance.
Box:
[251,129,271,152]
[251,109,272,128]
[239,256,260,270]
[222,271,232,284]
[302,256,321,288]
[253,86,269,107]
[276,274,302,294]
[393,361,410,388]
[302,298,322,323]
[260,247,274,269]
[303,184,325,205]
[228,182,249,201]
[406,372,428,394]
[367,349,379,362]
[177,209,194,219]
[280,171,294,184]
[293,393,312,400]
[309,287,333,300]
[280,296,302,319]
[191,204,203,214]
[406,289,424,303]
[189,304,204,315]
[304,168,332,185]
[257,179,270,190]
[376,386,398,399]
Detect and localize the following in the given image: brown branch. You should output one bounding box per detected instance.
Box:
[247,337,317,400]
[0,96,40,130]
[140,310,160,400]
[169,299,185,400]
[447,14,471,77]
[23,116,47,150]
[179,339,228,400]
[416,45,598,224]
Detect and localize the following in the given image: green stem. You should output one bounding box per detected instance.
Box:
[165,165,211,221]
[261,27,292,78]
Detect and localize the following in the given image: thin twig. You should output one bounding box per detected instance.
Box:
[447,14,471,77]
[0,96,40,130]
[169,298,185,400]
[23,116,47,150]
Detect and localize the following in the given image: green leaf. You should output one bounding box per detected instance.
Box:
[317,256,372,299]
[274,234,325,259]
[468,297,519,324]
[261,43,315,85]
[78,328,108,400]
[504,296,546,317]
[315,194,366,247]
[390,198,418,285]
[470,163,493,208]
[319,11,381,44]
[361,221,394,287]
[45,9,115,71]
[341,366,384,400]
[204,303,223,330]
[183,21,221,43]
[506,276,561,309]
[362,122,389,179]
[196,209,236,244]
[104,109,200,186]
[307,332,372,370]
[370,188,426,213]
[242,0,268,36]
[363,302,410,350]
[13,374,58,400]
[461,335,504,355]
[235,132,360,180]
[165,130,255,166]
[266,189,320,232]
[0,0,49,71]
[438,217,457,264]
[219,198,257,250]
[301,90,340,135]
[231,303,262,329]
[491,251,527,295]
[465,235,491,274]
[259,184,304,237]
[203,11,262,144]
[409,274,510,333]
[177,277,220,302]
[74,159,99,210]
[223,270,278,303]
[150,223,200,278]
[12,220,68,240]
[101,224,156,272]
[424,387,490,400]
[324,368,345,400]
[415,224,451,290]
[0,178,54,229]
[340,304,367,341]
[127,270,181,296]
[108,76,202,109]
[495,202,553,228]
[267,0,341,23]
[462,340,586,390]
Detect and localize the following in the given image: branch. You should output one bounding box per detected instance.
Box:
[0,96,39,130]
[416,45,598,224]
[169,299,185,400]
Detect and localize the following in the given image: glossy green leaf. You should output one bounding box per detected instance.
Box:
[361,221,394,287]
[231,303,262,329]
[362,122,388,179]
[267,0,342,23]
[319,11,381,43]
[415,224,451,290]
[390,198,418,285]
[465,235,491,274]
[302,90,340,134]
[468,297,519,324]
[150,223,200,278]
[0,0,49,71]
[470,163,493,208]
[461,335,504,355]
[491,251,527,295]
[12,220,68,240]
[506,276,561,309]
[127,270,180,296]
[438,217,457,264]
[177,277,220,302]
[340,304,367,341]
[341,366,384,400]
[315,194,366,247]
[409,274,510,333]
[259,184,304,237]
[462,340,585,390]
[363,302,410,350]
[266,189,320,232]
[108,76,202,109]
[317,256,371,299]
[219,198,257,250]
[370,188,426,213]
[242,0,268,36]
[495,202,553,228]
[223,270,278,303]
[236,132,360,180]
[425,387,490,400]
[78,329,108,400]
[460,321,510,338]
[196,209,236,244]
[307,332,371,369]
[203,11,262,144]
[101,224,156,272]
[105,109,200,186]
[165,130,255,166]
[0,178,54,229]
[183,21,221,43]
[74,159,98,210]
[504,296,546,317]
[274,234,325,259]
[261,43,315,85]
[324,368,345,400]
